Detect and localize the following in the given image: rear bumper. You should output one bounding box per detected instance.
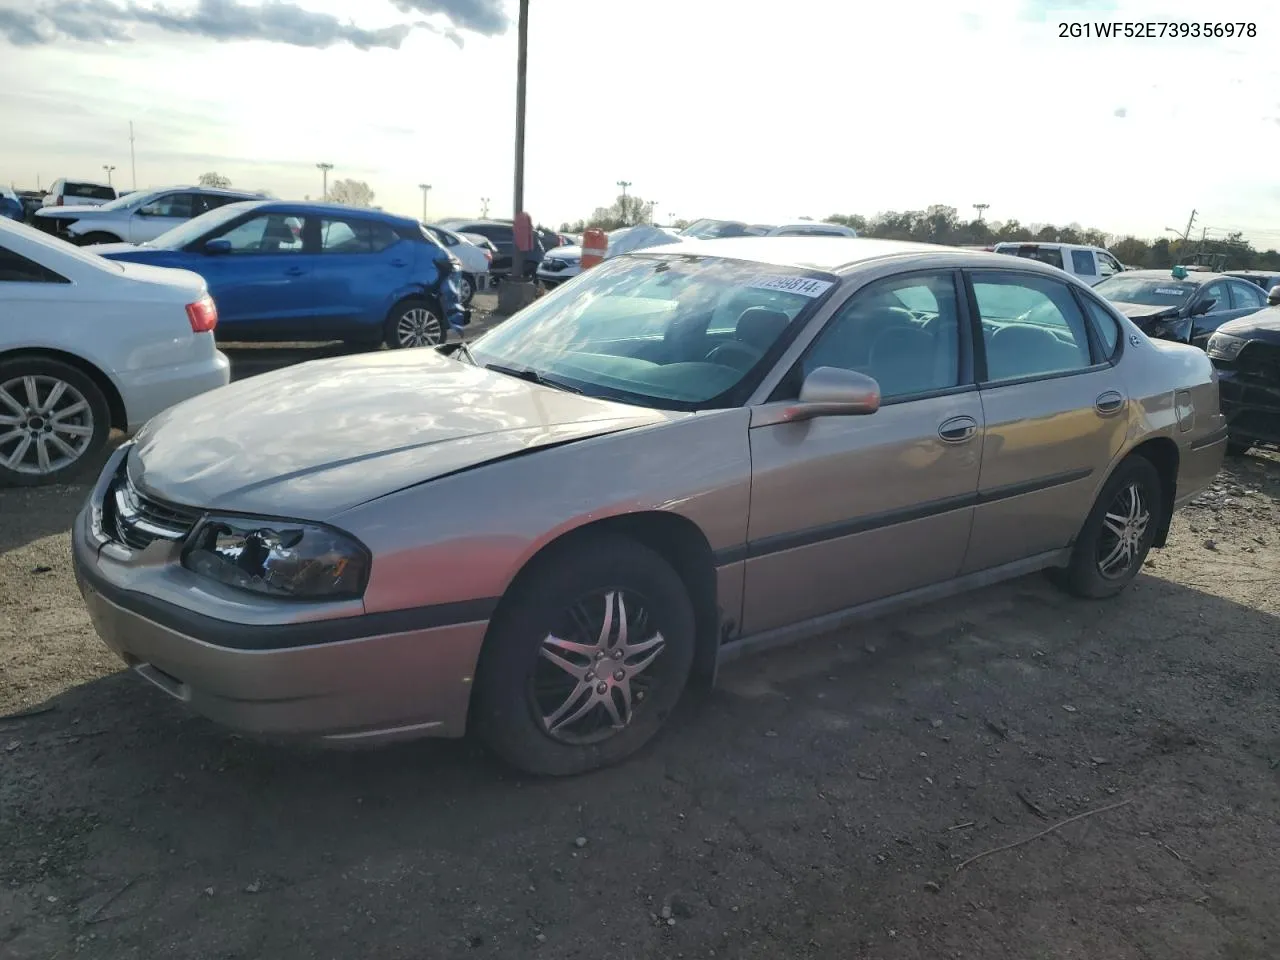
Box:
[1174,419,1228,508]
[1217,370,1280,447]
[71,473,489,743]
[123,349,231,431]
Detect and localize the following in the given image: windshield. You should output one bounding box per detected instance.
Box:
[147,203,261,250]
[679,218,751,239]
[95,190,153,212]
[469,254,836,409]
[1094,276,1196,306]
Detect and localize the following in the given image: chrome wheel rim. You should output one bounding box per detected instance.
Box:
[1096,481,1150,579]
[532,590,666,745]
[395,307,444,347]
[0,375,95,476]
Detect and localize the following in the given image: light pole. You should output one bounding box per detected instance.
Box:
[648,200,658,225]
[973,203,989,222]
[128,120,137,190]
[480,196,490,218]
[102,164,116,187]
[617,179,632,223]
[316,162,333,201]
[418,183,432,222]
[509,0,530,284]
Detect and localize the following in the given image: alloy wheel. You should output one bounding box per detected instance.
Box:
[531,589,667,745]
[458,275,473,303]
[0,375,95,477]
[1096,480,1150,579]
[395,306,444,347]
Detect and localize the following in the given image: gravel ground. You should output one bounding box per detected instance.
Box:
[2,326,1278,958]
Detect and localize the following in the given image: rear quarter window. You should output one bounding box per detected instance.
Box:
[1078,294,1122,360]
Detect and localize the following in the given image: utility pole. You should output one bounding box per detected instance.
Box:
[617,180,632,223]
[480,196,491,218]
[973,203,989,222]
[1181,208,1197,241]
[102,164,116,187]
[510,0,530,283]
[418,183,432,222]
[128,121,137,190]
[316,162,334,201]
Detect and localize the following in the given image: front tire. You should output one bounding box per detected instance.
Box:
[1058,455,1163,599]
[474,536,696,776]
[383,298,446,349]
[0,357,111,487]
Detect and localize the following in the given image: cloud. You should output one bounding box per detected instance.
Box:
[1113,106,1127,117]
[0,0,506,49]
[390,0,507,36]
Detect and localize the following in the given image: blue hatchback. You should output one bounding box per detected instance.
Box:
[97,201,468,347]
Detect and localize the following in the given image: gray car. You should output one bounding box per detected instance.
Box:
[72,238,1227,775]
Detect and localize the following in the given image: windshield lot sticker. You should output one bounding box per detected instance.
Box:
[746,276,834,297]
[1154,287,1188,296]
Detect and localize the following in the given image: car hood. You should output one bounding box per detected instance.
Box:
[130,349,672,519]
[1110,300,1179,319]
[1217,306,1280,343]
[37,204,109,218]
[85,241,145,256]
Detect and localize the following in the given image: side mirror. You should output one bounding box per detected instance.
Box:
[783,367,880,422]
[1191,298,1216,317]
[204,239,232,255]
[1268,285,1280,306]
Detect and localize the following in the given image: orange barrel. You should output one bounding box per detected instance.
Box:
[581,227,608,269]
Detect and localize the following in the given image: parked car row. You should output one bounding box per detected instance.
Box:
[66,237,1226,776]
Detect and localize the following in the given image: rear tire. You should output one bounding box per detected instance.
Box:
[0,357,111,487]
[1058,455,1163,599]
[458,273,475,306]
[383,298,446,349]
[474,536,695,776]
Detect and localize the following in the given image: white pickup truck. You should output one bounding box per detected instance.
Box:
[993,242,1126,286]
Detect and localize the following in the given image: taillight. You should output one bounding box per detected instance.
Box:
[484,250,493,263]
[186,295,218,333]
[56,196,63,206]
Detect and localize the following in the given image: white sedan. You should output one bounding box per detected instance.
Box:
[536,224,682,288]
[1,219,230,486]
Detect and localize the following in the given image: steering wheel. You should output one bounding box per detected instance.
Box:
[704,341,762,370]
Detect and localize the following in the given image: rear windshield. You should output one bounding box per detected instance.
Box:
[65,183,116,201]
[995,244,1064,269]
[1094,276,1197,306]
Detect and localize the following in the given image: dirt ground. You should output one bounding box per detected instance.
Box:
[2,325,1278,958]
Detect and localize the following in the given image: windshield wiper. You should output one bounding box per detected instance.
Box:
[484,362,584,394]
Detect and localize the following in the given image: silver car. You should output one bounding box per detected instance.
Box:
[72,238,1227,775]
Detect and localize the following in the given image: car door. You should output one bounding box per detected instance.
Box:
[1187,279,1241,346]
[962,270,1128,573]
[192,211,319,338]
[311,216,416,337]
[741,270,982,635]
[128,191,197,242]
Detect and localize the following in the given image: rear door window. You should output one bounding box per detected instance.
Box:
[1070,249,1096,277]
[320,218,401,254]
[1228,280,1265,310]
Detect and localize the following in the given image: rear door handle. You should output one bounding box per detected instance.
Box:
[283,266,306,277]
[938,415,978,443]
[1095,391,1125,415]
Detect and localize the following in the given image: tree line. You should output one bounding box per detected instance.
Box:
[559,196,1280,272]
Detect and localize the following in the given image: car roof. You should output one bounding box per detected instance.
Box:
[647,236,1081,276]
[231,200,418,226]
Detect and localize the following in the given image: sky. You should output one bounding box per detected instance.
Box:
[2,0,1279,246]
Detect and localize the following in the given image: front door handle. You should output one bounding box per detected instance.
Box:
[938,415,978,443]
[1095,391,1125,415]
[283,266,306,277]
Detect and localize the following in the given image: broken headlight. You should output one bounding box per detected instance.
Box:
[182,516,370,600]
